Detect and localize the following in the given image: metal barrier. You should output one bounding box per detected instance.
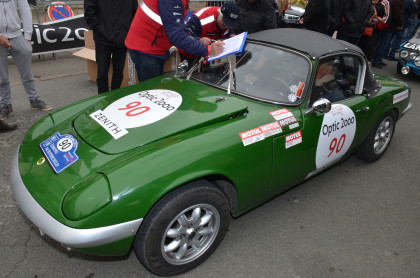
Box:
[29,4,42,24]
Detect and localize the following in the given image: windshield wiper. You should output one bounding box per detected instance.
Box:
[186,57,204,80]
[227,55,236,95]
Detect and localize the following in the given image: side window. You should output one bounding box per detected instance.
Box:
[309,55,362,106]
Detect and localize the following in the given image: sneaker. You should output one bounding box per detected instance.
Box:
[30,97,52,111]
[371,63,383,69]
[0,104,13,120]
[379,61,387,66]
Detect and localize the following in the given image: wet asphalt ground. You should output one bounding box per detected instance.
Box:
[0,52,419,278]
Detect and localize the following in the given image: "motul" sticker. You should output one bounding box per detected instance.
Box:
[285,131,302,149]
[239,121,282,146]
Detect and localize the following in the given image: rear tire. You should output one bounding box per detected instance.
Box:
[356,111,396,162]
[134,180,230,276]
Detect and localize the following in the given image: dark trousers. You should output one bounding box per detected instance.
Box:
[372,30,394,65]
[358,29,381,62]
[128,49,165,82]
[95,43,127,94]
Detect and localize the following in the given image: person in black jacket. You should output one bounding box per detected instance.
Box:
[237,0,277,34]
[327,0,345,36]
[337,0,375,45]
[84,0,138,94]
[299,0,330,34]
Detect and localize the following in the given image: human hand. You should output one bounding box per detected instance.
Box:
[299,18,304,24]
[209,40,225,57]
[0,35,11,48]
[200,37,212,45]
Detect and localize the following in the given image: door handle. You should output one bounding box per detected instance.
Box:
[356,107,370,113]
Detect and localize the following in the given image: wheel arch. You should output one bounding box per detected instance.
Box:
[148,174,238,218]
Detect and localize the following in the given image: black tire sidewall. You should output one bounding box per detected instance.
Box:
[356,110,396,162]
[134,181,230,276]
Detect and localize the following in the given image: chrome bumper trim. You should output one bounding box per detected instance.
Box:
[402,102,412,116]
[10,148,142,248]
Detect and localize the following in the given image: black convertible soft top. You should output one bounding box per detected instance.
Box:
[247,28,363,59]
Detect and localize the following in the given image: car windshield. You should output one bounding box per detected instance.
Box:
[189,42,311,104]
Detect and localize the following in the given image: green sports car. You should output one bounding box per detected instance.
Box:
[11,29,411,276]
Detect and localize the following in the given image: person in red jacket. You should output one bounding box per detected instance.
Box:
[125,0,225,82]
[179,2,239,63]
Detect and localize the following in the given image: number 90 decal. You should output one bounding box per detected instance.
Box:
[103,90,182,129]
[316,104,356,169]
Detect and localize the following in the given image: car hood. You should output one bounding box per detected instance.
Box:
[73,76,248,154]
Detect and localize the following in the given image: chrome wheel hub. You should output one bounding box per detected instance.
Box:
[162,204,220,265]
[373,116,393,155]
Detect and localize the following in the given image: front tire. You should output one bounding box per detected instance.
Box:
[134,180,230,276]
[356,110,396,162]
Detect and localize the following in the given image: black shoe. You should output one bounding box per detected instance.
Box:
[0,119,17,133]
[379,61,387,66]
[0,103,13,120]
[371,63,383,69]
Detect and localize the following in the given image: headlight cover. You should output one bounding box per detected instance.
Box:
[409,52,417,60]
[63,174,112,221]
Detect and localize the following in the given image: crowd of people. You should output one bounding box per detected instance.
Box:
[1,0,419,133]
[300,0,419,69]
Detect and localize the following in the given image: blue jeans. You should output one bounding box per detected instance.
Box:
[388,29,405,58]
[128,49,165,82]
[404,18,420,42]
[372,31,394,65]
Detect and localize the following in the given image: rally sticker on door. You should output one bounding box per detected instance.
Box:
[312,104,356,175]
[285,131,302,149]
[239,121,282,146]
[90,90,182,139]
[269,108,299,129]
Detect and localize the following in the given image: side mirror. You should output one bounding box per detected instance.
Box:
[311,98,331,114]
[177,60,189,78]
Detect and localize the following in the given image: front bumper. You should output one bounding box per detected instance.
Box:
[10,148,143,249]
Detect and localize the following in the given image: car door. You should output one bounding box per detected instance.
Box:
[269,54,374,192]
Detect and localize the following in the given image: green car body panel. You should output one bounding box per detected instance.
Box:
[12,29,411,258]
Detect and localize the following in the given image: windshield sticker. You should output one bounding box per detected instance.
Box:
[270,108,294,120]
[239,121,282,146]
[90,90,182,139]
[315,104,356,170]
[290,85,298,94]
[296,82,305,98]
[288,93,297,103]
[393,90,409,104]
[285,131,302,149]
